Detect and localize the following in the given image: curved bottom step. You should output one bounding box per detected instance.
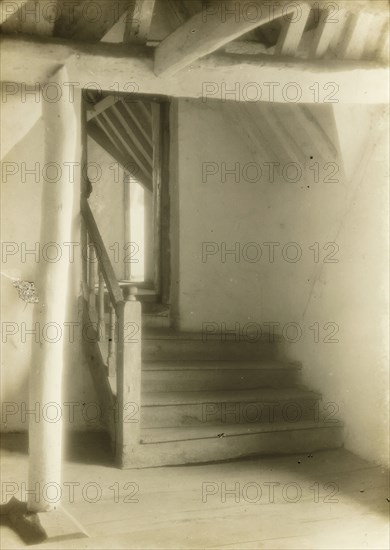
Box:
[122,421,343,468]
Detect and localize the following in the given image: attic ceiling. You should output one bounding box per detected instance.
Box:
[1,0,389,65]
[1,1,388,169]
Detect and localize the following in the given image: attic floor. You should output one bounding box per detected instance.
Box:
[0,433,388,549]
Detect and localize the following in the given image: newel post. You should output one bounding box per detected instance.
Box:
[115,287,142,467]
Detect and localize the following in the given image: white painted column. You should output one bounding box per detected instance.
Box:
[27,67,80,512]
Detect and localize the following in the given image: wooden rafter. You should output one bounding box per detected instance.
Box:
[275,2,311,56]
[154,0,301,76]
[124,0,156,43]
[120,101,154,149]
[100,110,152,184]
[110,104,153,168]
[87,96,121,121]
[310,7,346,58]
[88,119,153,193]
[338,12,374,60]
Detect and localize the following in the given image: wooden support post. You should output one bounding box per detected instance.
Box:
[115,289,141,467]
[27,68,79,513]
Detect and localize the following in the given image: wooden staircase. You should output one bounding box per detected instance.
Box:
[133,332,343,468]
[82,200,343,469]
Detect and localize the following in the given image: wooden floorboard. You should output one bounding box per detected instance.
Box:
[0,433,388,549]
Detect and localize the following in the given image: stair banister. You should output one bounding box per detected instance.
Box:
[81,197,142,467]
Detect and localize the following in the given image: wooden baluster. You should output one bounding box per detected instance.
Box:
[116,286,141,467]
[88,243,96,312]
[107,304,116,377]
[97,269,106,342]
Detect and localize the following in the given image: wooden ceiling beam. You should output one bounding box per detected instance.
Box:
[154,0,299,76]
[1,34,388,105]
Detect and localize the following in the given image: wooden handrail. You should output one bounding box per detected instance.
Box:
[81,198,123,309]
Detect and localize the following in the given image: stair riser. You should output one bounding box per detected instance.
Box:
[124,426,343,468]
[142,340,278,361]
[142,369,299,391]
[142,399,321,428]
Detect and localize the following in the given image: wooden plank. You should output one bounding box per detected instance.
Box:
[310,7,344,58]
[154,0,300,76]
[115,297,142,466]
[362,15,387,60]
[124,0,156,43]
[87,95,121,121]
[1,34,388,104]
[95,117,129,161]
[88,120,153,192]
[275,3,311,56]
[110,105,153,171]
[81,198,124,309]
[100,111,153,186]
[338,12,373,60]
[377,23,389,62]
[112,103,154,164]
[121,101,154,148]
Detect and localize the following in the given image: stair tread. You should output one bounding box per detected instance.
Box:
[140,419,342,444]
[142,388,320,406]
[142,360,300,371]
